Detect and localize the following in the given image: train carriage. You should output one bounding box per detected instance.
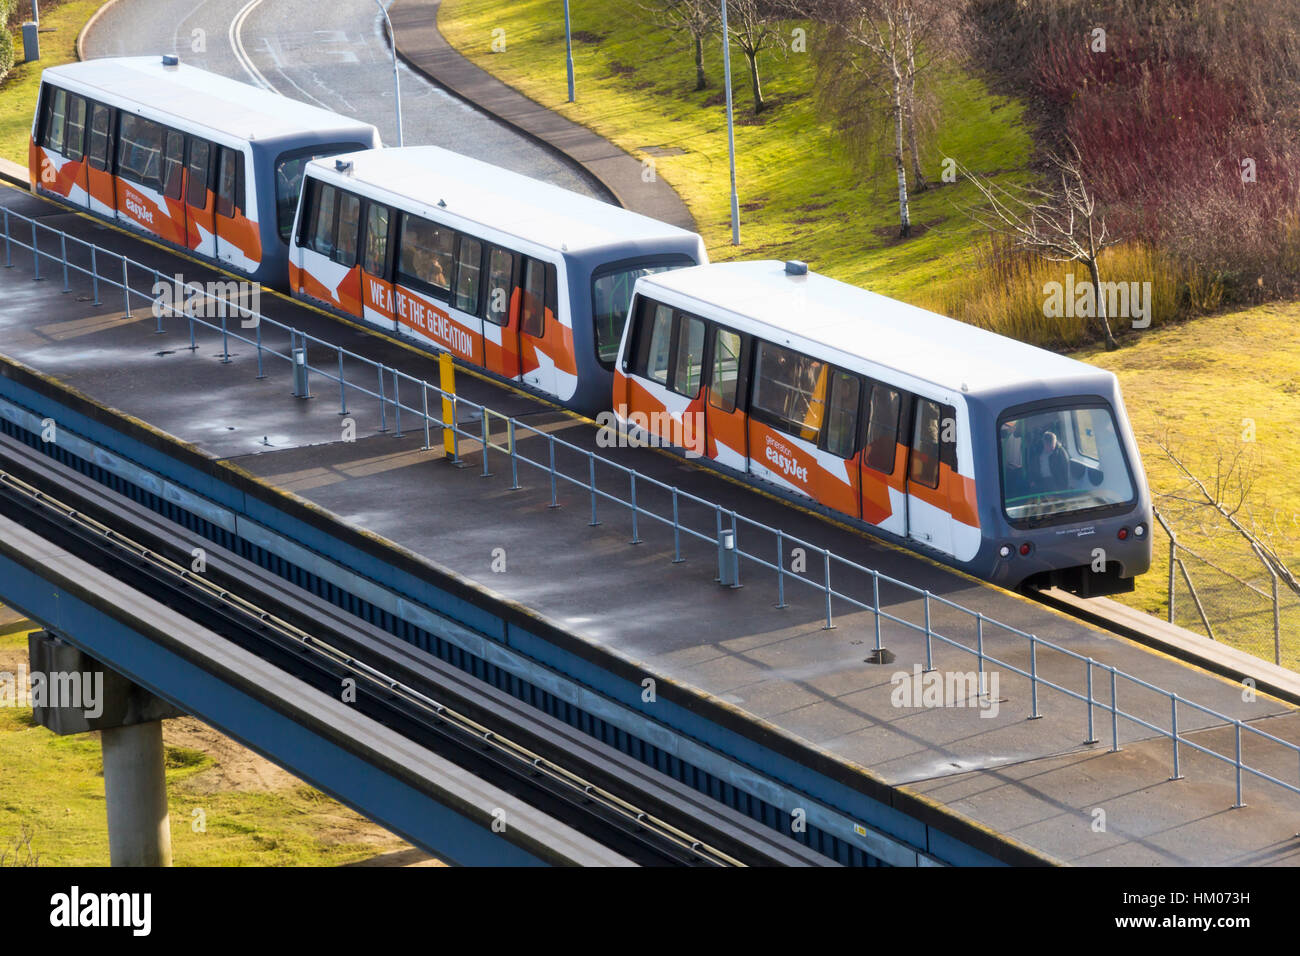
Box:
[288,146,707,414]
[613,260,1153,595]
[29,56,381,286]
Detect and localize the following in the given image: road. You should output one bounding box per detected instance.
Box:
[81,0,602,195]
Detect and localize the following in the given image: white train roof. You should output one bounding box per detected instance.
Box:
[638,260,1112,398]
[41,57,379,143]
[307,145,704,257]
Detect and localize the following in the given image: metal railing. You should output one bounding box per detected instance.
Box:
[4,203,1300,811]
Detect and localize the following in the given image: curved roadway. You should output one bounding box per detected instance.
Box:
[82,0,602,195]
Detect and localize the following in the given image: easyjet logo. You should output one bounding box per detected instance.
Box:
[124,190,154,225]
[765,437,808,483]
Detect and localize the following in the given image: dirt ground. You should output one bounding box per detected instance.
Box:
[2,614,443,867]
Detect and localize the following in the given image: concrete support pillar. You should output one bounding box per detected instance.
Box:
[102,721,173,867]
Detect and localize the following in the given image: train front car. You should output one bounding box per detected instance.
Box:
[29,55,381,288]
[970,372,1152,596]
[288,145,706,416]
[612,260,1152,598]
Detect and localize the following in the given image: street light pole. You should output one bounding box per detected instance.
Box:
[720,0,740,245]
[375,0,404,146]
[564,0,575,102]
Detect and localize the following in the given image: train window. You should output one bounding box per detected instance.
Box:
[362,203,390,277]
[185,140,213,209]
[161,130,185,201]
[311,183,338,258]
[333,192,362,267]
[644,304,674,386]
[118,114,165,189]
[909,399,942,490]
[521,259,547,337]
[484,248,515,326]
[44,88,67,154]
[1000,404,1135,523]
[63,97,87,163]
[398,216,455,295]
[709,328,742,413]
[825,371,860,459]
[590,258,691,367]
[453,237,483,314]
[88,105,112,172]
[671,315,706,398]
[751,342,827,443]
[863,383,901,474]
[216,147,242,218]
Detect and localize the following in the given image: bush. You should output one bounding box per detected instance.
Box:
[0,29,13,85]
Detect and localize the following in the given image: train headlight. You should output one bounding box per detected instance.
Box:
[1117,527,1129,540]
[1134,524,1146,538]
[999,544,1012,559]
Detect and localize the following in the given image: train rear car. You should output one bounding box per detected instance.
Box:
[288,145,707,415]
[612,260,1152,596]
[29,55,380,287]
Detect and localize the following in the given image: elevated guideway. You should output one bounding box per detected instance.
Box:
[2,181,1299,866]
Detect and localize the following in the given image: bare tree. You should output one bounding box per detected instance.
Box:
[956,142,1121,349]
[643,0,718,91]
[725,0,785,114]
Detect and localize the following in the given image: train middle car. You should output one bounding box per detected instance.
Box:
[613,261,1153,596]
[29,56,381,288]
[287,145,708,415]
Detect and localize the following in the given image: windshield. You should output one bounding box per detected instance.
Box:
[1000,404,1135,524]
[275,145,365,245]
[592,258,693,366]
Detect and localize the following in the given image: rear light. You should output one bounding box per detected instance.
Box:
[1117,527,1129,540]
[1134,524,1146,538]
[1019,542,1032,556]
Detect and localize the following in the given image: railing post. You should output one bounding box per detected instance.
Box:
[873,572,882,652]
[1233,721,1245,808]
[629,472,641,544]
[775,530,787,609]
[922,592,933,671]
[975,613,984,681]
[822,551,834,629]
[481,412,492,477]
[338,349,348,416]
[588,452,600,526]
[377,365,388,432]
[449,393,460,463]
[3,207,11,268]
[671,488,683,563]
[392,371,402,438]
[1028,634,1041,719]
[547,434,558,508]
[1109,666,1120,752]
[32,221,40,281]
[1084,658,1097,744]
[254,320,264,376]
[90,245,99,304]
[59,233,69,292]
[1169,694,1183,780]
[219,312,232,362]
[508,419,520,490]
[154,269,166,333]
[121,257,130,317]
[421,382,431,451]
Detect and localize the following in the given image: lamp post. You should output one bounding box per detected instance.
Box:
[375,0,404,146]
[720,0,740,245]
[564,0,575,102]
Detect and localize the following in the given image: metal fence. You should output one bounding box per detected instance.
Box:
[4,203,1300,811]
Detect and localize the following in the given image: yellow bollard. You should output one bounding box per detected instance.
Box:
[439,351,456,456]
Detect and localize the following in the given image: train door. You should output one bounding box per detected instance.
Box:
[703,326,749,471]
[519,258,558,396]
[859,381,907,537]
[85,103,116,217]
[61,94,89,208]
[905,396,954,555]
[330,190,364,315]
[481,246,521,380]
[745,341,826,502]
[360,200,396,331]
[184,138,216,257]
[815,369,862,518]
[214,145,248,269]
[158,128,187,247]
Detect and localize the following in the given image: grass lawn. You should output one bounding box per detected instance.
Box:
[439,0,1034,301]
[0,0,102,166]
[0,626,411,866]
